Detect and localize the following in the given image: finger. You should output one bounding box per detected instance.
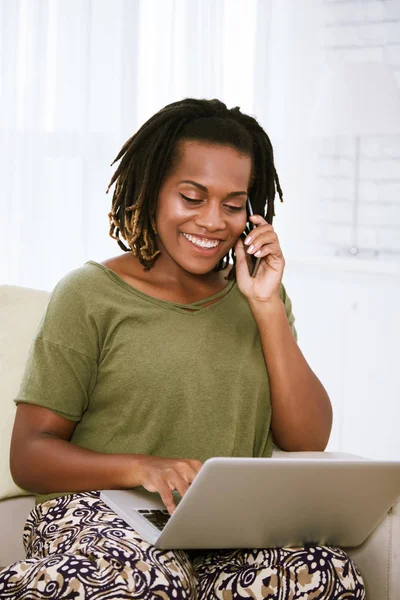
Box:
[180,467,200,487]
[253,246,274,259]
[181,461,202,486]
[169,474,190,499]
[187,459,203,481]
[253,247,285,272]
[157,481,177,515]
[249,214,271,226]
[245,224,275,247]
[187,459,203,474]
[246,233,278,255]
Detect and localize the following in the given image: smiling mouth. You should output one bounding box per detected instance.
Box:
[182,233,224,256]
[182,233,222,248]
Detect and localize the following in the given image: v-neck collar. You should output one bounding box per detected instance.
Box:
[86,261,237,316]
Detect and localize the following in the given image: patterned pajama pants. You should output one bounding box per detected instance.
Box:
[0,492,366,599]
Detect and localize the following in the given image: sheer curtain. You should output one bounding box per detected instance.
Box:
[1,0,303,291]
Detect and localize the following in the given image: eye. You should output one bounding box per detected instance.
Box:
[225,205,245,213]
[179,193,245,213]
[179,193,201,204]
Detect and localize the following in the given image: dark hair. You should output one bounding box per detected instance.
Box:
[106,98,283,281]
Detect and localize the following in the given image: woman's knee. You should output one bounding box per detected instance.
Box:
[193,545,366,600]
[84,542,197,599]
[0,549,198,600]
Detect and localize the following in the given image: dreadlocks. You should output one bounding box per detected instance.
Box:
[106,98,283,281]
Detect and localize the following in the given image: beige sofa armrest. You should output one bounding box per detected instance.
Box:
[344,500,400,600]
[0,496,35,568]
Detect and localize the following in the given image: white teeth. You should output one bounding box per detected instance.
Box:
[183,233,220,249]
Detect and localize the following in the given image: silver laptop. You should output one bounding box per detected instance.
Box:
[100,452,400,549]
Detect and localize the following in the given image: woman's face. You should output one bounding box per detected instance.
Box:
[154,140,252,280]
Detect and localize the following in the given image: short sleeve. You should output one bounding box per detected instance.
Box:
[279,283,298,342]
[15,338,97,421]
[14,267,99,421]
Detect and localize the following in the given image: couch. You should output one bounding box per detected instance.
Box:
[1,284,399,599]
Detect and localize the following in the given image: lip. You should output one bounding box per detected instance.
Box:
[182,233,222,256]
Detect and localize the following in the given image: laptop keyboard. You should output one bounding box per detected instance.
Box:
[137,509,171,531]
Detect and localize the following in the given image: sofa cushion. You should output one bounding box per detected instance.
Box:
[0,285,50,500]
[0,496,35,567]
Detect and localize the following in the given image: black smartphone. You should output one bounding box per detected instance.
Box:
[245,198,262,278]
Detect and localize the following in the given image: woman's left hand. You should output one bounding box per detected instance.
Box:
[234,214,285,305]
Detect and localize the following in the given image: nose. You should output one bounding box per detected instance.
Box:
[194,202,227,233]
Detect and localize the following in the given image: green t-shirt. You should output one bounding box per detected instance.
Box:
[15,261,297,503]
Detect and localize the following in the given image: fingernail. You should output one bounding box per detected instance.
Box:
[244,237,252,245]
[254,250,261,257]
[247,244,255,253]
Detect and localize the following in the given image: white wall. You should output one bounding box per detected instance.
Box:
[279,0,400,459]
[317,0,400,256]
[284,258,400,459]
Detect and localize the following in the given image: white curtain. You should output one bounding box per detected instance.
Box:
[0,0,316,291]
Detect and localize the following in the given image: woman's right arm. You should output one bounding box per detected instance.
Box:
[10,403,202,514]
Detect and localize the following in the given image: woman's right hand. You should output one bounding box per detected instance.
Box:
[133,455,203,515]
[11,404,202,515]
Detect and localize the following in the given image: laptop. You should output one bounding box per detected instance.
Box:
[100,452,400,550]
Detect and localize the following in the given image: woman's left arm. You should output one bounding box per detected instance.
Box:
[248,297,332,451]
[234,214,332,452]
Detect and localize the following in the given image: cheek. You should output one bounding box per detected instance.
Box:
[236,214,247,235]
[156,196,188,224]
[225,216,247,247]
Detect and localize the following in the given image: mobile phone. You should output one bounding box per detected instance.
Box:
[245,198,262,278]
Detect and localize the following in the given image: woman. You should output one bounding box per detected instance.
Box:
[1,98,365,599]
